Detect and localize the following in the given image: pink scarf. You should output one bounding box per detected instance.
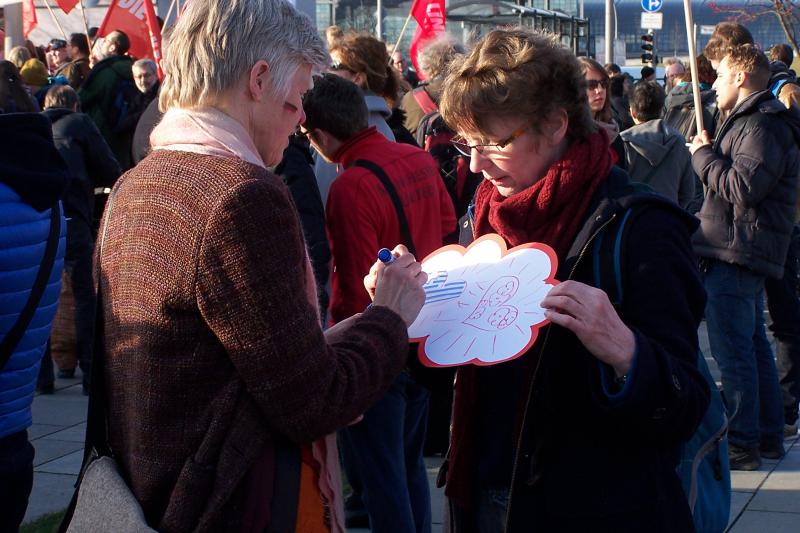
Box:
[152,108,344,532]
[150,107,265,168]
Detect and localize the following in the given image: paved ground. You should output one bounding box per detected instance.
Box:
[24,322,800,531]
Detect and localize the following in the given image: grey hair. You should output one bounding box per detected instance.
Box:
[133,58,158,74]
[417,34,466,79]
[8,46,32,70]
[159,0,329,111]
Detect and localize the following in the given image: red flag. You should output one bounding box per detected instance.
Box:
[56,0,79,15]
[408,0,446,80]
[98,0,162,70]
[22,0,37,37]
[142,0,163,77]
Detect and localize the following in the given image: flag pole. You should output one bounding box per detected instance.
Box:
[78,0,93,66]
[164,0,178,27]
[42,0,69,41]
[389,13,413,63]
[682,0,704,136]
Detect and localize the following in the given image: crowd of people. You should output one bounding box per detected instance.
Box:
[1,1,799,531]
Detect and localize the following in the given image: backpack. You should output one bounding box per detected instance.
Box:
[770,75,799,102]
[664,97,718,142]
[412,88,482,223]
[108,75,138,132]
[592,203,731,533]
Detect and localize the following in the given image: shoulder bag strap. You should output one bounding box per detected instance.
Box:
[412,87,438,115]
[352,159,417,257]
[81,182,123,464]
[0,203,61,370]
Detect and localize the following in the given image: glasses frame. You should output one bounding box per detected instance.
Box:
[450,125,528,158]
[586,79,609,91]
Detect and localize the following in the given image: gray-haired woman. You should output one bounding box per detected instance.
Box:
[88,0,427,531]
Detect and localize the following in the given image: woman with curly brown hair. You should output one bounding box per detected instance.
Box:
[438,29,709,532]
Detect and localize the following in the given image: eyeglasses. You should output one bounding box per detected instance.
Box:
[587,79,609,91]
[330,62,354,73]
[450,125,528,158]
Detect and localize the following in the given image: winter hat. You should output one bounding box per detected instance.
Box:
[20,58,49,86]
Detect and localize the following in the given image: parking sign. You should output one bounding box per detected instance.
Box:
[641,0,662,12]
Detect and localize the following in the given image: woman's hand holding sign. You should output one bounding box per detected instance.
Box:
[541,280,635,377]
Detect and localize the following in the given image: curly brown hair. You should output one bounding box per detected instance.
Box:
[439,29,595,143]
[703,22,753,62]
[330,33,401,101]
[724,44,771,90]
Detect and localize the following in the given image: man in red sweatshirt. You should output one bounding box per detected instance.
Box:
[301,73,455,532]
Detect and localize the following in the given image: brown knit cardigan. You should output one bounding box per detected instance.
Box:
[98,150,409,532]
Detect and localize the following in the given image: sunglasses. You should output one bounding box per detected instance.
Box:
[587,79,609,90]
[451,125,528,158]
[330,62,355,73]
[49,39,67,50]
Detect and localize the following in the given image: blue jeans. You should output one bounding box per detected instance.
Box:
[703,260,785,449]
[766,224,800,425]
[339,371,432,533]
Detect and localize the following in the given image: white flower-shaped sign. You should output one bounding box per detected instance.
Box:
[409,234,559,367]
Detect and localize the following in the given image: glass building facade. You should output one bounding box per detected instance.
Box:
[582,0,789,60]
[318,0,790,61]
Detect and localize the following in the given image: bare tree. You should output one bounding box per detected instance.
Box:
[709,0,800,61]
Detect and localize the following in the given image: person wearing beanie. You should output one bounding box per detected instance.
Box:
[20,58,50,109]
[20,58,48,88]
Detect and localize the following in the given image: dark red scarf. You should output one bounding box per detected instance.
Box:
[472,127,614,258]
[446,128,614,510]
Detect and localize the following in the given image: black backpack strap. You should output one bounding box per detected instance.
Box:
[592,203,657,309]
[592,207,636,308]
[352,159,417,257]
[0,203,61,370]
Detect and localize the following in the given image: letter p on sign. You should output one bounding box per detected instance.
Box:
[641,0,662,12]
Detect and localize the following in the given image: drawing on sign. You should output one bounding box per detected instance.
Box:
[408,234,559,368]
[641,0,662,13]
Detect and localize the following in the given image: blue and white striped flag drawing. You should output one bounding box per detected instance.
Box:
[423,271,467,304]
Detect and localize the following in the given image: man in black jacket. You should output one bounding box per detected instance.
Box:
[78,30,135,169]
[691,44,800,470]
[42,85,121,392]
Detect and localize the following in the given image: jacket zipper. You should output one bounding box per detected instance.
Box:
[503,212,619,532]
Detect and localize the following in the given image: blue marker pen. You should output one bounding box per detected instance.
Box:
[378,248,395,264]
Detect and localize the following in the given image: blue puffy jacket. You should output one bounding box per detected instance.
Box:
[0,113,69,439]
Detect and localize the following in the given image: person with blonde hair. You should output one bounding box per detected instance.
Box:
[7,45,31,70]
[61,0,429,531]
[438,28,709,531]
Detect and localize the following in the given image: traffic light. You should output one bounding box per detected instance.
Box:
[641,33,654,64]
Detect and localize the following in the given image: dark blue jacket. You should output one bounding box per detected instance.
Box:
[455,169,710,532]
[0,113,69,439]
